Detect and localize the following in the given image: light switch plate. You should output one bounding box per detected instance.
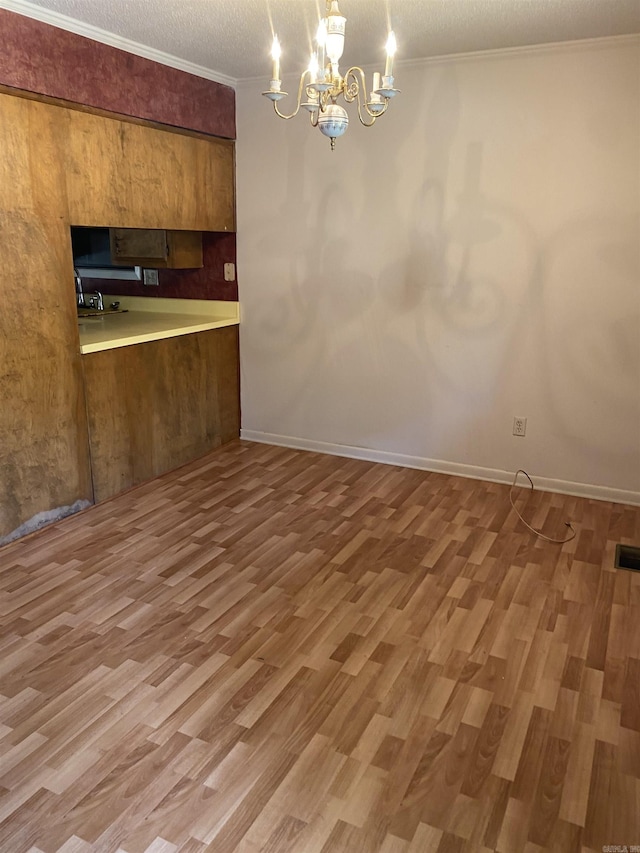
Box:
[224,263,236,282]
[143,269,159,286]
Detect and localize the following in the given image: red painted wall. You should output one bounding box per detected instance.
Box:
[0,9,237,300]
[0,9,235,138]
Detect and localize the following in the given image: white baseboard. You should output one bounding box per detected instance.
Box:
[240,429,640,507]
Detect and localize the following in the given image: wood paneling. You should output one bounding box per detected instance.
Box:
[82,327,240,502]
[0,94,92,539]
[0,444,638,851]
[0,88,236,540]
[64,109,235,231]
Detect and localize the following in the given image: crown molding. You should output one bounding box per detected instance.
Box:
[237,32,639,86]
[0,0,238,89]
[395,33,640,71]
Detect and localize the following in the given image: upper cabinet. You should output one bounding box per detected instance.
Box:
[64,112,235,233]
[110,229,204,268]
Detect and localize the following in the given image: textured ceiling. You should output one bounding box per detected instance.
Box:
[11,0,640,83]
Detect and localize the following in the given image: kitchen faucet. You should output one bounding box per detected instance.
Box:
[74,268,84,307]
[84,292,104,311]
[75,271,104,312]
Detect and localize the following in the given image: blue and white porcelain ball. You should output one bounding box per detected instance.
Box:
[318,104,349,139]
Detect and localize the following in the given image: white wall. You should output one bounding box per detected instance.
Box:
[236,38,640,503]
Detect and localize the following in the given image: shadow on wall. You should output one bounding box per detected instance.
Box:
[243,62,639,480]
[245,67,527,445]
[534,215,639,463]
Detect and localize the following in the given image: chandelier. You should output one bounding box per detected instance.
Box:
[263,0,399,150]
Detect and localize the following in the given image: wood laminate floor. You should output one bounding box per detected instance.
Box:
[0,441,639,853]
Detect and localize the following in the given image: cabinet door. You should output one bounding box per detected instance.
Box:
[66,112,235,232]
[82,327,240,503]
[110,228,203,268]
[166,231,203,268]
[110,228,167,264]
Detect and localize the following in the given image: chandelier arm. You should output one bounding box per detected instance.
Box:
[273,71,310,120]
[343,66,388,126]
[356,97,389,125]
[362,98,389,121]
[342,66,365,105]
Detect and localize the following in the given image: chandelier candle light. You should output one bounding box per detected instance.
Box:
[263,0,399,150]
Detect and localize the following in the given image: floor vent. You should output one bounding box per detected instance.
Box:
[614,544,640,572]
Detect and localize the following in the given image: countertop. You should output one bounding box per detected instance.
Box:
[78,296,239,354]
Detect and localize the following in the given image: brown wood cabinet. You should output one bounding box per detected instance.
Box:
[82,327,240,503]
[65,110,235,232]
[0,88,236,540]
[110,229,204,268]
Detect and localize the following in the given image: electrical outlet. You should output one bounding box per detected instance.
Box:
[513,417,527,437]
[143,268,159,286]
[224,263,236,282]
